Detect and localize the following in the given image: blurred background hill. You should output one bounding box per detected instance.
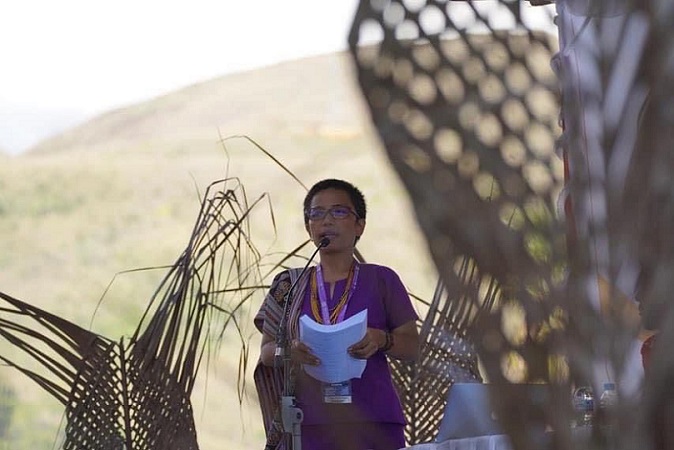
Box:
[0,51,439,449]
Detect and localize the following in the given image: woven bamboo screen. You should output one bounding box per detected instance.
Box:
[0,180,263,449]
[350,1,674,449]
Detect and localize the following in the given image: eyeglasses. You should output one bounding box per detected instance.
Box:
[305,206,359,221]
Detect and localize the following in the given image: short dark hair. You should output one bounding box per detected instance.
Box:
[303,179,367,225]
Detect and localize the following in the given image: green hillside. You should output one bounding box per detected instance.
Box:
[0,51,438,449]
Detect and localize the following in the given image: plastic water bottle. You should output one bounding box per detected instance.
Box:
[572,386,594,426]
[599,382,617,409]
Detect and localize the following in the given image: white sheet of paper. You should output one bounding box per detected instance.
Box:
[299,309,368,383]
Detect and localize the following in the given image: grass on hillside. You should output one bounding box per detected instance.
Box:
[0,135,438,449]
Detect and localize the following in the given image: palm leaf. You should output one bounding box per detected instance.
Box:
[0,177,270,449]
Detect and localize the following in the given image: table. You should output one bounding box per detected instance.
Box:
[401,434,512,450]
[401,426,592,450]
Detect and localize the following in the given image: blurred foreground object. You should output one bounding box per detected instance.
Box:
[349,0,674,449]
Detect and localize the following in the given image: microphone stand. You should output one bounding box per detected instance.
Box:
[273,238,328,450]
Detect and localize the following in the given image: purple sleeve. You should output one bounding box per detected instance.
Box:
[377,265,419,329]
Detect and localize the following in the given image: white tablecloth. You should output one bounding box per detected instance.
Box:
[401,434,511,450]
[401,427,592,450]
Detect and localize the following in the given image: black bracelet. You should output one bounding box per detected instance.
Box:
[381,332,394,352]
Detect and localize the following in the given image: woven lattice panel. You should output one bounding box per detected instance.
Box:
[351,1,674,449]
[63,344,198,449]
[389,259,490,444]
[348,1,571,449]
[119,360,198,450]
[64,342,127,450]
[0,179,264,449]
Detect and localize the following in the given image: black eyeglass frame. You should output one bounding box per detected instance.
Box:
[305,206,360,221]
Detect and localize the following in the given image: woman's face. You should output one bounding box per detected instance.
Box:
[305,188,365,252]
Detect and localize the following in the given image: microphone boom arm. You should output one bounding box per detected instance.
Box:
[271,238,329,450]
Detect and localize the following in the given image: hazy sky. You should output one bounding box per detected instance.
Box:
[1,0,360,111]
[0,0,360,153]
[0,0,557,154]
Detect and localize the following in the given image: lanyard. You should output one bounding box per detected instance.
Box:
[315,262,360,324]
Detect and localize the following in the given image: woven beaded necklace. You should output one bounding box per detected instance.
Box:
[310,262,359,324]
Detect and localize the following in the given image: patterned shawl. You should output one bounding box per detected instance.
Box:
[254,267,311,450]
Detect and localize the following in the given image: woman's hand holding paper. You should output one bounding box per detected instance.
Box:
[348,327,386,359]
[291,339,320,366]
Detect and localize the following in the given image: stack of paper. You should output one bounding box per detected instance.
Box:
[299,309,368,383]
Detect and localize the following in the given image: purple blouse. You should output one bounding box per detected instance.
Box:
[295,263,418,425]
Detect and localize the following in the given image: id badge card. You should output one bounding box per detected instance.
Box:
[322,380,352,404]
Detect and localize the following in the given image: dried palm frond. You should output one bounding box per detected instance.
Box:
[0,177,271,449]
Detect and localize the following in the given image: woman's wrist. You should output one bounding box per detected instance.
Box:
[380,330,394,352]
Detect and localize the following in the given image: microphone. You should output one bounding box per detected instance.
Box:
[274,240,325,368]
[270,239,326,449]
